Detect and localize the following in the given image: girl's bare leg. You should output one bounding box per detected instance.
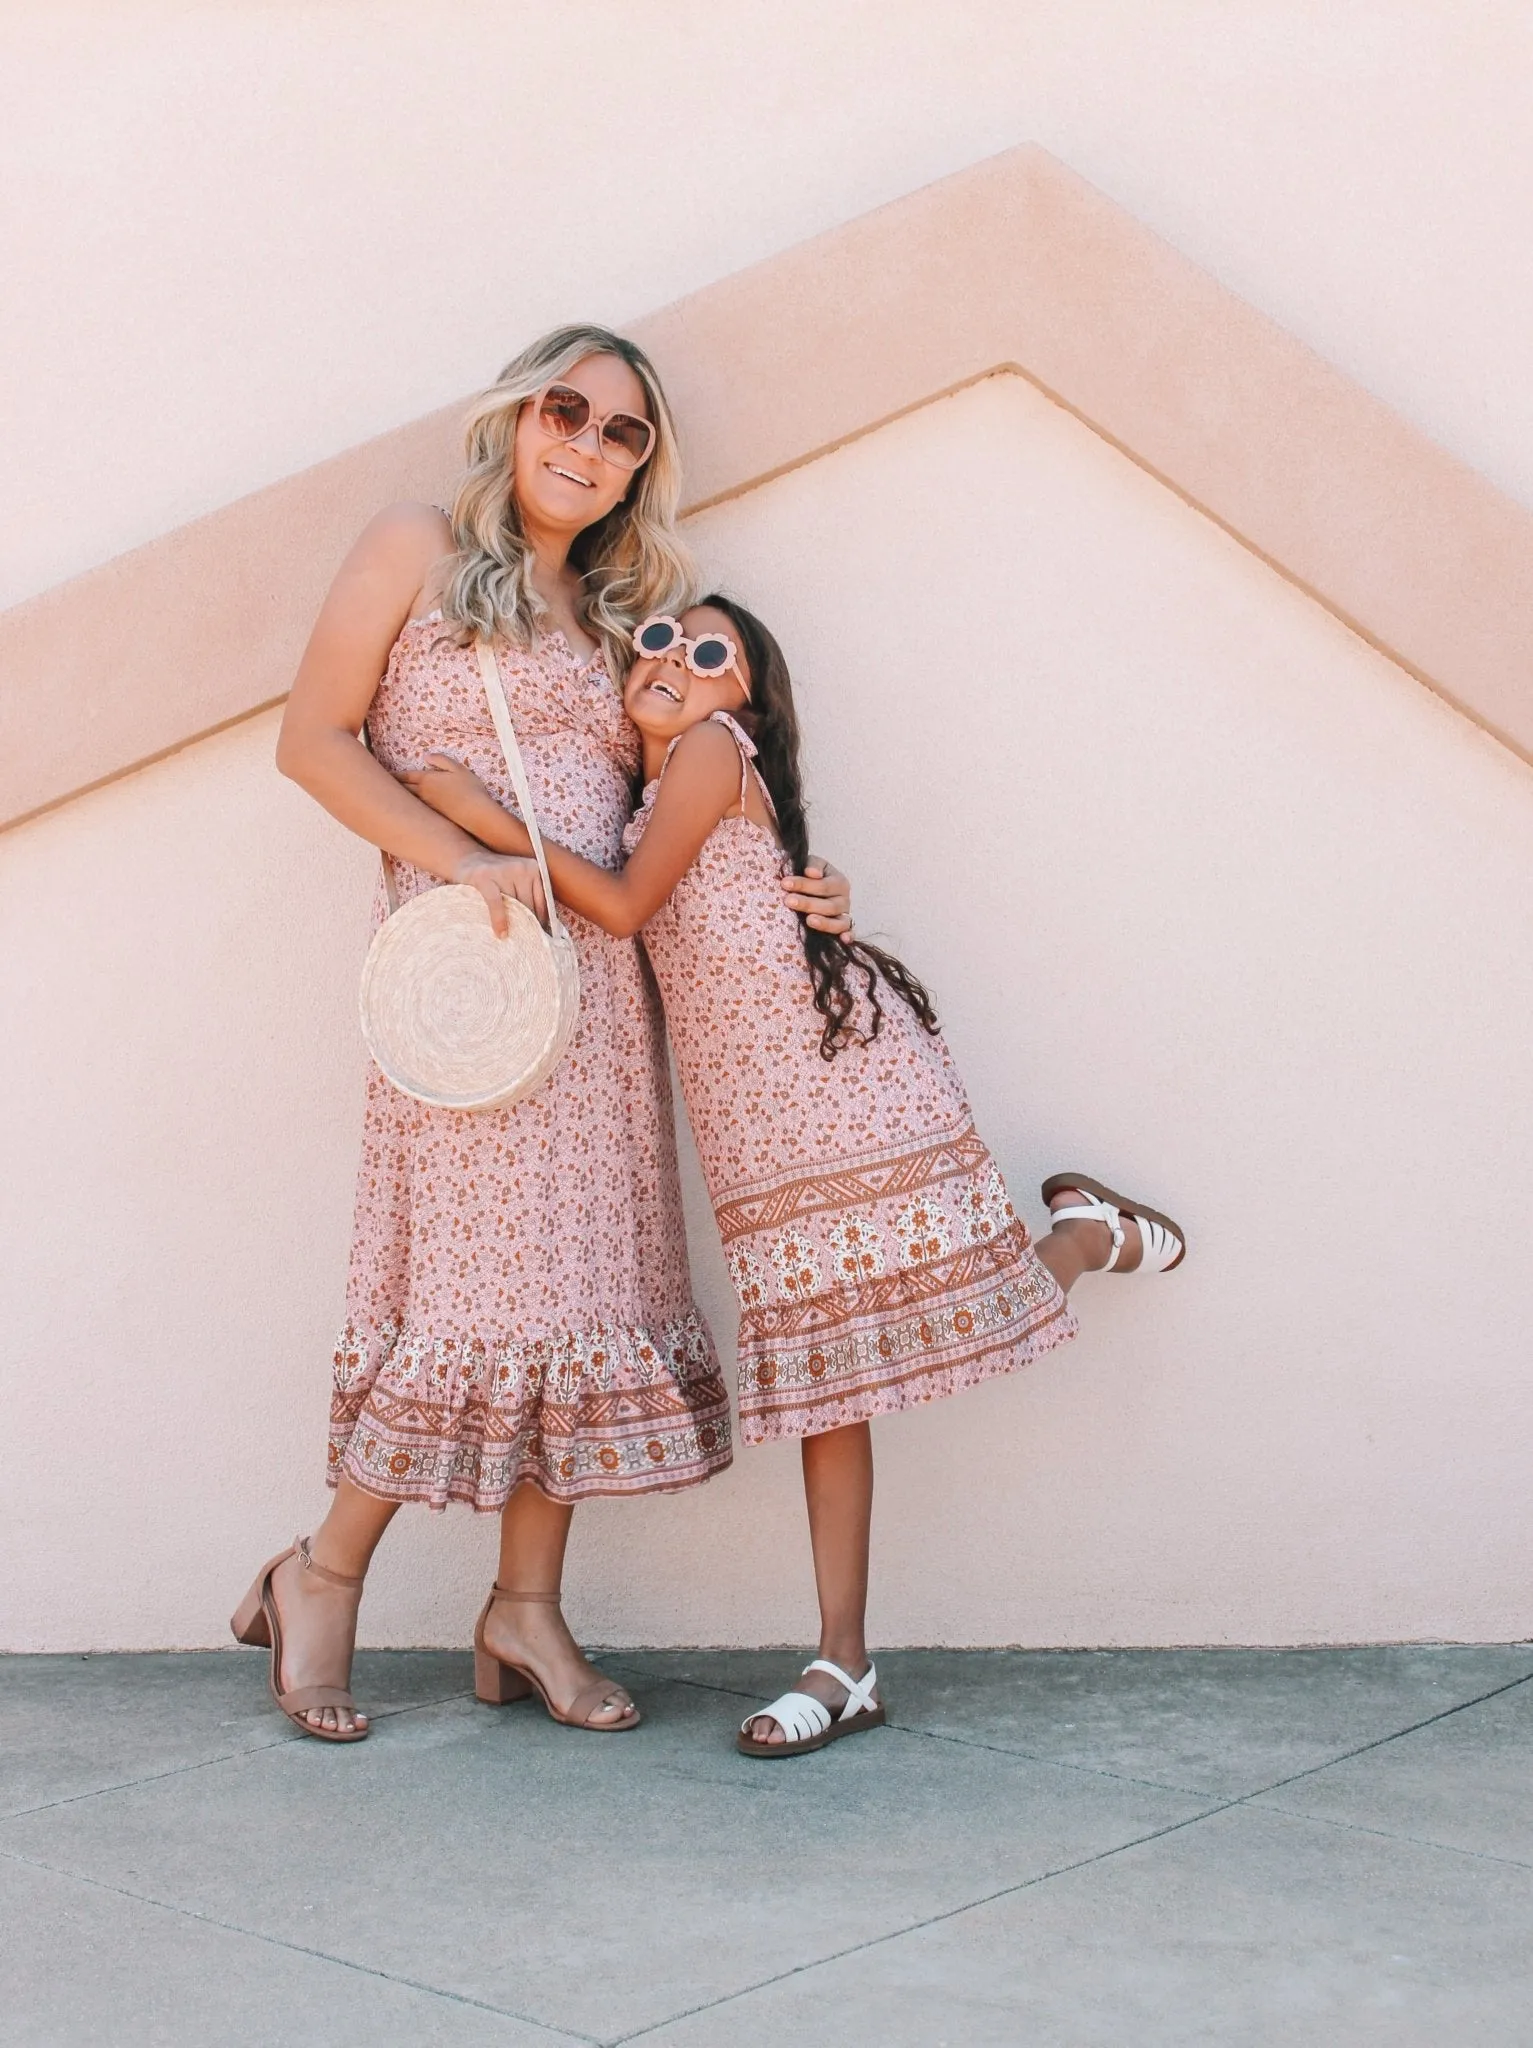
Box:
[478,1485,636,1724]
[748,1420,876,1743]
[1033,1186,1143,1292]
[268,1476,400,1734]
[745,1189,1134,1744]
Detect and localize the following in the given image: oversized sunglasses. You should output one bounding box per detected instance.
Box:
[532,382,655,471]
[632,615,748,696]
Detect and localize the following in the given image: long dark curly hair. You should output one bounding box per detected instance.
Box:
[700,594,941,1061]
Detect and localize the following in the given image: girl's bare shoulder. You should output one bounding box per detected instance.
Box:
[650,719,745,818]
[666,717,746,781]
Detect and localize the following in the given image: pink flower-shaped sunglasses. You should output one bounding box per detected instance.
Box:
[632,615,749,698]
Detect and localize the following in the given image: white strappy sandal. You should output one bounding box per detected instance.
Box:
[1041,1172,1188,1273]
[736,1659,886,1758]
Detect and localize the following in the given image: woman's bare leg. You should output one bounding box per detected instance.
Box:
[479,1485,636,1725]
[748,1421,876,1743]
[268,1476,399,1734]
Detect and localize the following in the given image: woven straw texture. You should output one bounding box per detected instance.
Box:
[359,883,580,1110]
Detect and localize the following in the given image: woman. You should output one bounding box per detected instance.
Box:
[233,326,852,1739]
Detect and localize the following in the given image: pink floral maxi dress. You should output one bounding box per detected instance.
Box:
[624,713,1078,1444]
[329,617,732,1507]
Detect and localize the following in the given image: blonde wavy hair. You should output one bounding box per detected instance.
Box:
[439,324,697,676]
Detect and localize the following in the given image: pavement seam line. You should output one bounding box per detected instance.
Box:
[606,1661,1533,1806]
[878,1662,1533,1802]
[0,1689,471,1823]
[1223,1667,1533,1804]
[1240,1798,1533,1874]
[603,1791,1246,2044]
[600,1665,1533,2043]
[876,1718,1211,1795]
[0,1842,597,2046]
[603,1665,1200,1795]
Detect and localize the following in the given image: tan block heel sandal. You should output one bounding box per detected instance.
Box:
[229,1537,369,1743]
[1041,1172,1188,1272]
[473,1585,641,1731]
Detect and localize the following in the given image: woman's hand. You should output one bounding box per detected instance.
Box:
[782,857,854,940]
[400,753,503,837]
[453,848,547,937]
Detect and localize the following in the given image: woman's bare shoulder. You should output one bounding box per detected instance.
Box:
[352,500,452,568]
[335,502,455,615]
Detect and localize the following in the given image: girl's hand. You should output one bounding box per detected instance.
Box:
[782,857,854,940]
[453,849,547,937]
[401,753,501,836]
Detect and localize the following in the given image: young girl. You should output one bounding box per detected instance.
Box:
[405,597,1187,1756]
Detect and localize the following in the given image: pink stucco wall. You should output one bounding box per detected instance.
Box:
[2,6,1530,1649]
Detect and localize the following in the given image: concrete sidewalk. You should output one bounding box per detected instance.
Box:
[2,1645,1530,2045]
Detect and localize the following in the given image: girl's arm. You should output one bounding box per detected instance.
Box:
[403,722,744,939]
[408,739,855,936]
[276,503,546,935]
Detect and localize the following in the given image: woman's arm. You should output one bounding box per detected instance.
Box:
[784,862,852,937]
[276,502,545,936]
[403,723,744,939]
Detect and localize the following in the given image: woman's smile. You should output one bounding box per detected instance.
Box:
[544,458,596,490]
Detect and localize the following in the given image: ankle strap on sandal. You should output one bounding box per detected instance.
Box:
[489,1583,561,1603]
[294,1535,364,1590]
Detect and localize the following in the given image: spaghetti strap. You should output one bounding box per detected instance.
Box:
[645,711,775,825]
[707,711,776,820]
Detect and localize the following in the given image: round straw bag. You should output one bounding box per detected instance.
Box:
[359,639,580,1111]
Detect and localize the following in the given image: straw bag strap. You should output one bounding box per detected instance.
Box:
[364,640,566,936]
[473,638,567,942]
[359,721,402,917]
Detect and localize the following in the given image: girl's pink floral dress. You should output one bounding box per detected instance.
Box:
[329,616,731,1507]
[624,712,1077,1444]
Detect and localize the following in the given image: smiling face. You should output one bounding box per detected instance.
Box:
[510,351,651,539]
[624,605,753,741]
